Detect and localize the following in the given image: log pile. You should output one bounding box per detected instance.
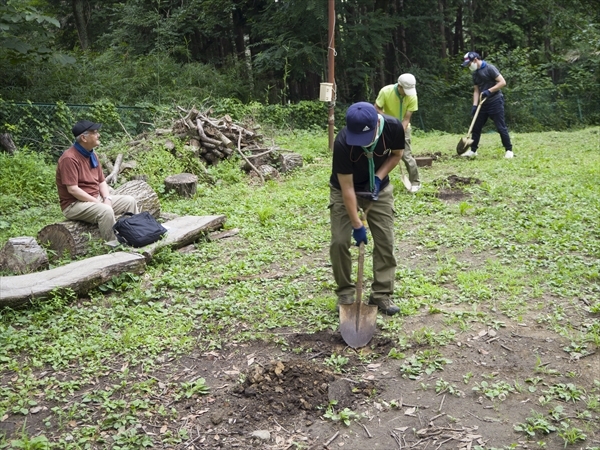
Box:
[92,107,303,187]
[170,107,261,166]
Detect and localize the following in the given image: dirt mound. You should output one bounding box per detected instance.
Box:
[234,359,335,414]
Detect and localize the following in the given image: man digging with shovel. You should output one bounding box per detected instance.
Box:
[460,51,514,159]
[329,102,404,321]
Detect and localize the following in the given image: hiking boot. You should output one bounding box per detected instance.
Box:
[461,149,477,157]
[504,150,514,159]
[336,294,355,312]
[368,295,400,316]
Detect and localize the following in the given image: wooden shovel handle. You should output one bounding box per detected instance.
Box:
[356,241,365,304]
[466,96,486,137]
[355,204,371,305]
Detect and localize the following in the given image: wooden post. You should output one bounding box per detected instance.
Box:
[328,0,335,151]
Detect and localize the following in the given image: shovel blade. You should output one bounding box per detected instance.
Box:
[339,301,378,348]
[401,174,412,191]
[456,137,473,155]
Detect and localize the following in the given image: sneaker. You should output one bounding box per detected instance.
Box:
[504,151,514,159]
[336,294,355,312]
[368,295,400,316]
[410,184,421,193]
[461,149,477,157]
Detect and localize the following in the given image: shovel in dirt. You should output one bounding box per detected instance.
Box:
[339,209,378,348]
[456,96,486,155]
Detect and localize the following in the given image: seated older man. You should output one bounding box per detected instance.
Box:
[56,120,138,241]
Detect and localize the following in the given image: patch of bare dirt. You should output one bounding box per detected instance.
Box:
[1,322,599,449]
[433,174,483,201]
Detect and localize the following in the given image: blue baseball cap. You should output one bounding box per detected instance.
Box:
[461,51,481,67]
[345,102,378,146]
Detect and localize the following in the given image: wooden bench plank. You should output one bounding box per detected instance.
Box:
[136,215,227,260]
[0,252,146,308]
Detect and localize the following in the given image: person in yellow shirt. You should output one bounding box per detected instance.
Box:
[374,73,420,193]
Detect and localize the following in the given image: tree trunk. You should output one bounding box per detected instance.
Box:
[438,0,447,59]
[72,0,90,50]
[454,4,463,55]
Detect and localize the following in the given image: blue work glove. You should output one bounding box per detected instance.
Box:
[471,105,478,117]
[481,89,491,98]
[352,225,368,247]
[372,176,382,201]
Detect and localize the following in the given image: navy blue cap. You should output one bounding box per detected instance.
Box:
[345,102,378,146]
[72,120,102,137]
[461,51,481,67]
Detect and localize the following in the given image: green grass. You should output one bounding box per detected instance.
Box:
[0,126,599,447]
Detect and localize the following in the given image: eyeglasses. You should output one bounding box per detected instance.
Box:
[84,130,100,135]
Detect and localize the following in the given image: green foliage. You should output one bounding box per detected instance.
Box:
[514,410,557,437]
[0,3,73,65]
[174,378,209,401]
[323,403,361,426]
[400,350,451,380]
[472,380,517,401]
[0,150,57,210]
[324,354,349,373]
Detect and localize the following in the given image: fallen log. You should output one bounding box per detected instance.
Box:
[113,180,160,218]
[0,237,49,274]
[37,221,101,259]
[0,252,146,308]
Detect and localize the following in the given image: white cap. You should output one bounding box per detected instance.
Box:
[397,73,417,96]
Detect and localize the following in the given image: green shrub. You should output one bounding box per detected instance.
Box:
[0,150,56,210]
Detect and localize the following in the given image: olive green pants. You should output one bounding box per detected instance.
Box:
[329,185,397,302]
[402,127,420,185]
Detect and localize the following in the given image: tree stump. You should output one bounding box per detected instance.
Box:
[0,237,49,274]
[37,181,160,259]
[37,221,102,259]
[0,133,17,154]
[114,179,161,218]
[164,173,198,198]
[279,153,303,173]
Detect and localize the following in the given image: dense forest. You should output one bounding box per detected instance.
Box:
[0,0,599,135]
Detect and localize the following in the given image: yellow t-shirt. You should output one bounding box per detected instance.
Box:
[375,84,418,127]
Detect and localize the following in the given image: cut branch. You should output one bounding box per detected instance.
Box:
[236,130,263,184]
[105,153,123,185]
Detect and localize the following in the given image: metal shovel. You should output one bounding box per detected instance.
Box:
[339,239,378,348]
[456,96,486,155]
[399,162,411,191]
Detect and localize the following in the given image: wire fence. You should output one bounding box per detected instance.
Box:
[1,88,598,157]
[0,101,154,158]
